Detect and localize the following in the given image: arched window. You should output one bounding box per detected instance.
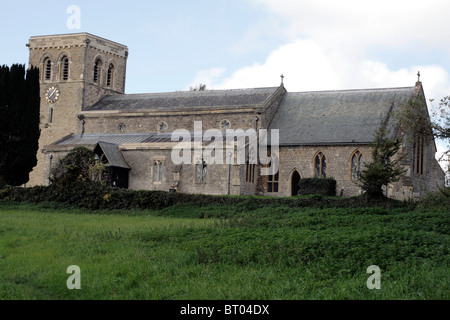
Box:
[351,150,365,181]
[49,107,54,123]
[61,56,69,81]
[44,58,52,80]
[246,147,257,183]
[196,159,207,182]
[153,160,164,182]
[107,63,114,87]
[93,58,102,83]
[412,136,425,175]
[314,152,326,178]
[267,154,279,192]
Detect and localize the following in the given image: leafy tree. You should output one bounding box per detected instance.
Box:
[189,83,207,91]
[359,122,407,199]
[0,64,40,186]
[394,95,449,168]
[51,146,105,186]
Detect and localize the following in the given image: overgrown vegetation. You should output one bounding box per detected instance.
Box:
[0,179,411,212]
[0,198,448,300]
[51,146,106,186]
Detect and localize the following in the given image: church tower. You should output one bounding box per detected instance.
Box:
[27,33,128,186]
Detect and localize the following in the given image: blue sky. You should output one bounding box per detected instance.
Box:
[1,0,449,165]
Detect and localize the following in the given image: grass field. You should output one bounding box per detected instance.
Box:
[0,200,448,300]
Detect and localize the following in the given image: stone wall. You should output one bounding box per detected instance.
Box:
[264,145,373,197]
[122,145,241,195]
[81,109,260,135]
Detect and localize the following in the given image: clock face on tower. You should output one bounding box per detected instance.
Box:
[46,87,60,103]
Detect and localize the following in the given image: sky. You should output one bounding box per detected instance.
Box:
[1,0,449,168]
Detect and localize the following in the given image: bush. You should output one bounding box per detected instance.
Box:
[0,179,409,211]
[416,186,450,210]
[297,178,337,196]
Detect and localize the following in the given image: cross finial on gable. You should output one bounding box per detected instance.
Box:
[280,74,284,86]
[417,71,421,82]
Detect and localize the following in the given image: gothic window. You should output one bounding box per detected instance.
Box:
[195,160,207,182]
[246,147,256,183]
[44,58,52,80]
[93,58,102,83]
[314,152,327,178]
[412,136,425,175]
[153,160,164,182]
[246,161,256,183]
[61,56,69,81]
[107,63,114,87]
[267,154,279,192]
[351,150,365,181]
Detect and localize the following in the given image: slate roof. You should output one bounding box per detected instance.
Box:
[49,132,222,147]
[94,141,130,169]
[86,87,279,111]
[52,133,157,146]
[269,87,416,145]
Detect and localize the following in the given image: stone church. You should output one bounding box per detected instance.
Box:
[27,33,445,199]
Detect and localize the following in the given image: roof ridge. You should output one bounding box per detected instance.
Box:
[289,86,415,95]
[107,86,280,97]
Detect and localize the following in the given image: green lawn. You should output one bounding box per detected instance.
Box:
[0,201,448,299]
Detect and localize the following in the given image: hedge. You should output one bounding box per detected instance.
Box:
[0,180,408,211]
[297,178,337,196]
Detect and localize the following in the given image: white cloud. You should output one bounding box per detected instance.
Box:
[199,39,449,98]
[186,67,226,90]
[250,0,450,51]
[187,0,450,163]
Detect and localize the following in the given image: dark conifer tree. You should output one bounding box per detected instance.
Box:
[0,64,40,186]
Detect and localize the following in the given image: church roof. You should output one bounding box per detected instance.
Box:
[51,133,158,146]
[87,87,280,111]
[94,141,131,169]
[269,86,416,145]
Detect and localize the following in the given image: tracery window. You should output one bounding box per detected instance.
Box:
[351,150,364,181]
[246,161,256,183]
[412,136,425,175]
[314,152,327,178]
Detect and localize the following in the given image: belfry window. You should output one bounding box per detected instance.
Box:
[62,57,69,81]
[93,58,102,83]
[351,150,364,181]
[44,58,52,80]
[107,64,114,87]
[314,152,327,178]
